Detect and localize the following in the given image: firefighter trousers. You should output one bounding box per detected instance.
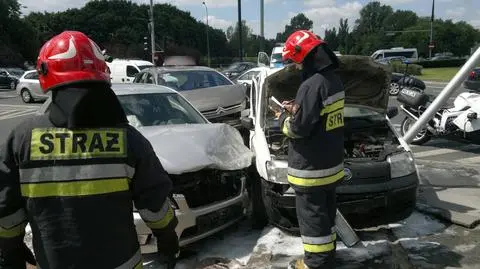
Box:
[295,185,337,269]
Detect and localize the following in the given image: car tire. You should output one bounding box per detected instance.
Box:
[10,81,16,90]
[389,82,401,95]
[400,117,431,145]
[247,167,269,229]
[21,89,33,103]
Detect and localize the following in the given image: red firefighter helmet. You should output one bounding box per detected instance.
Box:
[282,30,326,64]
[36,31,110,93]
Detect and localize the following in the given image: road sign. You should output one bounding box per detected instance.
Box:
[429,44,435,48]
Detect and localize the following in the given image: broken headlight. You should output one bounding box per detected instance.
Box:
[387,151,416,178]
[265,160,288,182]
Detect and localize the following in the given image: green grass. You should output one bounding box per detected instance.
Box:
[417,67,461,82]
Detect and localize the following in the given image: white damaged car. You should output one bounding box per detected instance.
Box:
[241,57,419,232]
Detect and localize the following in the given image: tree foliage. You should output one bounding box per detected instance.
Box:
[2,0,480,67]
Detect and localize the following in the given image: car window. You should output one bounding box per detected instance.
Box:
[117,92,207,127]
[344,106,383,118]
[24,72,38,80]
[127,65,139,77]
[158,70,232,91]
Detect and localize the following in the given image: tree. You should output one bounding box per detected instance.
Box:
[227,20,253,56]
[275,13,313,42]
[324,28,339,50]
[337,18,350,54]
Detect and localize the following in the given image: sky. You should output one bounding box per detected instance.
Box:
[18,0,480,39]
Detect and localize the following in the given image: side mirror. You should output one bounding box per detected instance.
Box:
[467,112,478,120]
[387,106,399,118]
[241,116,254,130]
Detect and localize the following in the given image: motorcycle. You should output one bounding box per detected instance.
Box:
[397,87,480,145]
[388,59,426,96]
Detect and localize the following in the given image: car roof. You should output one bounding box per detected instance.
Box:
[108,59,153,66]
[142,66,219,72]
[111,83,178,96]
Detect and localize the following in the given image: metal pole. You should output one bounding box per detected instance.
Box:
[149,0,155,64]
[429,0,434,59]
[238,0,243,61]
[260,0,264,51]
[403,46,480,143]
[203,2,211,67]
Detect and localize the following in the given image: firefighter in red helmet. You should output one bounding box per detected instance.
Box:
[278,30,345,269]
[0,31,178,269]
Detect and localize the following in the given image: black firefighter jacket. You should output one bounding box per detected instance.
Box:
[0,86,177,269]
[279,69,345,191]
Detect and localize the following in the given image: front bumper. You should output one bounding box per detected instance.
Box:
[134,177,249,253]
[268,172,419,227]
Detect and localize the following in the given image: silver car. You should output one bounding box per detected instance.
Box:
[16,70,49,103]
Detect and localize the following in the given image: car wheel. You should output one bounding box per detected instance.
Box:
[389,82,401,95]
[21,89,33,103]
[400,117,431,145]
[10,81,16,90]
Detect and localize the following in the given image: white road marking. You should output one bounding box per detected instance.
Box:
[413,144,480,158]
[0,110,36,121]
[455,155,480,164]
[0,104,39,121]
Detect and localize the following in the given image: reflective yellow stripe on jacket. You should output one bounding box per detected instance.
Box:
[139,200,175,230]
[287,163,344,187]
[321,92,345,132]
[20,164,135,198]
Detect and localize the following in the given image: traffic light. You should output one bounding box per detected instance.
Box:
[144,36,148,51]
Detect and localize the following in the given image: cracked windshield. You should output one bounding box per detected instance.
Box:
[1,0,480,268]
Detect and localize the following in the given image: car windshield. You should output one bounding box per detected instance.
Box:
[157,70,232,91]
[117,92,207,127]
[6,68,24,77]
[271,53,283,63]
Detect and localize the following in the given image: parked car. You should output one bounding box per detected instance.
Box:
[242,64,419,231]
[270,44,285,68]
[234,67,263,87]
[375,57,426,95]
[0,67,24,89]
[37,83,253,253]
[464,67,480,91]
[133,66,247,129]
[16,70,49,103]
[106,58,154,83]
[222,62,257,79]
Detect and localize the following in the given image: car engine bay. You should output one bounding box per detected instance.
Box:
[266,118,400,161]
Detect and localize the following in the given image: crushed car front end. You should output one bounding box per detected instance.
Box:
[132,123,253,253]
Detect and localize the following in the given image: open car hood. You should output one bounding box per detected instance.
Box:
[265,55,391,113]
[137,123,253,175]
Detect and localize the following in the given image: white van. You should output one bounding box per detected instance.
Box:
[106,59,154,83]
[270,43,285,68]
[371,47,419,62]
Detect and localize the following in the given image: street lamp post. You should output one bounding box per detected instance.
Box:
[149,0,156,64]
[202,2,211,67]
